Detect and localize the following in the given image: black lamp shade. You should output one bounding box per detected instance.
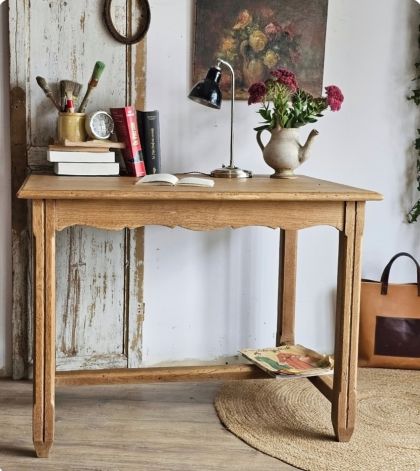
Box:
[188,66,222,109]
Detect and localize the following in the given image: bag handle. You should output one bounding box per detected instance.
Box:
[380,252,420,296]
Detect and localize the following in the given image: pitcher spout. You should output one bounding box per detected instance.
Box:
[299,129,319,164]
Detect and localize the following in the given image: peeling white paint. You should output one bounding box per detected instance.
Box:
[9,0,144,374]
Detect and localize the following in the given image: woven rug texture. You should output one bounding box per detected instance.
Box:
[215,368,420,471]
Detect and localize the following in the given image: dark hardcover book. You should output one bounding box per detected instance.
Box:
[110,106,146,177]
[137,110,161,175]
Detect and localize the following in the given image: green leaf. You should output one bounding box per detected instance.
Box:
[258,109,270,120]
[408,200,420,223]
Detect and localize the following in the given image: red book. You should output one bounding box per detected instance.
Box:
[110,106,146,177]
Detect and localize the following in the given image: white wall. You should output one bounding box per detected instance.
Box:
[0,0,12,376]
[0,0,418,373]
[141,0,420,365]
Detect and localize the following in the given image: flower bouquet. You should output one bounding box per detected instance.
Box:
[248,68,344,130]
[247,68,344,178]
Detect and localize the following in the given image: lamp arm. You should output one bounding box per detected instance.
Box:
[217,58,235,169]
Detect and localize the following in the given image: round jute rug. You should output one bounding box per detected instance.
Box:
[215,368,420,471]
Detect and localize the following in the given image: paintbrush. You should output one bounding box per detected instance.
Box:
[72,82,83,107]
[60,80,79,112]
[35,76,61,111]
[78,61,106,113]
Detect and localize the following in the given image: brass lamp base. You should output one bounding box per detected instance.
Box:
[211,165,252,178]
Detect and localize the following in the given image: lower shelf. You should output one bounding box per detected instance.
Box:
[55,364,268,386]
[55,364,334,404]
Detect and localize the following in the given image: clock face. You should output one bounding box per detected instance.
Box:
[87,111,114,140]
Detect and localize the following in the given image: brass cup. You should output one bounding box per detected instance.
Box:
[57,112,87,143]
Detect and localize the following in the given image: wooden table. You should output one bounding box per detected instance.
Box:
[18,174,382,458]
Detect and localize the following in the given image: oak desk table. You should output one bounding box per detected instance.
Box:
[18,174,382,458]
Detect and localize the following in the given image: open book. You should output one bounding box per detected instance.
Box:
[240,344,334,379]
[136,173,214,187]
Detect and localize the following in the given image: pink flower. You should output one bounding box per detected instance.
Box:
[264,22,282,39]
[271,68,298,93]
[325,85,344,111]
[248,81,267,105]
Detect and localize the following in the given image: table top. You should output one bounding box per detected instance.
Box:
[18,174,383,202]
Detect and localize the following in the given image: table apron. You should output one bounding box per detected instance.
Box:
[53,199,346,231]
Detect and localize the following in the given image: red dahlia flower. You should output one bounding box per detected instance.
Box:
[271,68,298,93]
[325,85,344,111]
[248,82,267,105]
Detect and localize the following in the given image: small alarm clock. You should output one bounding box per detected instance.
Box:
[85,110,114,140]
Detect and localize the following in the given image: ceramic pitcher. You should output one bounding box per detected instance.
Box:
[256,127,319,178]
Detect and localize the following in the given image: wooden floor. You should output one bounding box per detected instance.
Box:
[0,379,297,470]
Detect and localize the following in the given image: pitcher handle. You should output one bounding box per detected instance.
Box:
[256,128,268,152]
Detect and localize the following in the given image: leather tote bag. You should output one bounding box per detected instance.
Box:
[359,252,420,369]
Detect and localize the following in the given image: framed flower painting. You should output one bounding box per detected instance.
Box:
[192,0,329,100]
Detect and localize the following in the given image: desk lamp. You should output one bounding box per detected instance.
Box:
[188,58,252,178]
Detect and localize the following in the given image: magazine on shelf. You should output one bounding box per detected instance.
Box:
[240,344,334,378]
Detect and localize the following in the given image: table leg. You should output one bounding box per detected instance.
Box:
[332,202,364,442]
[276,229,298,346]
[32,200,56,457]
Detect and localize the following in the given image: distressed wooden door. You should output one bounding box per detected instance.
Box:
[10,0,146,378]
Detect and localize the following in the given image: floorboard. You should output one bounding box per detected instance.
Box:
[0,379,297,470]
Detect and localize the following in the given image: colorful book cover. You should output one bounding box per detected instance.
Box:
[240,344,334,378]
[110,106,146,177]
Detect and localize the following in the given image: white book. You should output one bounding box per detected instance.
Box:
[137,173,214,188]
[48,150,116,163]
[54,162,120,176]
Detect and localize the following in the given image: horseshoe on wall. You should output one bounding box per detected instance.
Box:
[104,0,151,45]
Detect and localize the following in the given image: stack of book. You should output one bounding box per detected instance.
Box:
[110,106,161,177]
[49,143,120,176]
